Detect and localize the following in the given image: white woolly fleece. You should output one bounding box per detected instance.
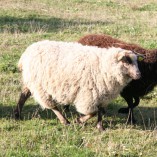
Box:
[18,40,138,115]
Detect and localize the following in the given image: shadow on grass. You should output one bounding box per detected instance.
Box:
[0,102,156,129]
[0,103,78,120]
[105,102,157,130]
[0,15,113,33]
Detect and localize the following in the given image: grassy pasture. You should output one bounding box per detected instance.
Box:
[0,0,157,156]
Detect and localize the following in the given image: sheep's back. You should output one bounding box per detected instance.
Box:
[19,41,105,104]
[78,34,146,55]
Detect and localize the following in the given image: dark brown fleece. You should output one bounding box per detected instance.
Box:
[78,34,157,63]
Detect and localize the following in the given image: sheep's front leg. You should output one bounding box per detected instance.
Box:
[127,108,135,124]
[118,96,133,114]
[119,97,139,114]
[127,96,139,124]
[119,95,137,124]
[14,87,31,119]
[76,113,96,123]
[96,107,104,131]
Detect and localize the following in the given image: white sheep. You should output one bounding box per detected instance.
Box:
[18,40,141,130]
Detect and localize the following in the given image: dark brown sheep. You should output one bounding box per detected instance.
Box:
[78,34,157,123]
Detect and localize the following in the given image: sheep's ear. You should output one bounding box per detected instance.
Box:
[117,53,127,62]
[133,51,145,61]
[118,56,128,62]
[137,55,144,61]
[137,54,145,61]
[117,52,133,64]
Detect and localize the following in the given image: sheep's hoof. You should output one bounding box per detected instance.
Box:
[75,117,83,124]
[118,107,129,114]
[14,111,23,120]
[61,120,70,125]
[96,123,105,132]
[126,117,136,125]
[96,121,105,132]
[65,121,70,125]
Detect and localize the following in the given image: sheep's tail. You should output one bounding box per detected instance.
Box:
[18,56,23,71]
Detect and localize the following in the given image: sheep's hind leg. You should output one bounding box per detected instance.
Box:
[51,107,70,125]
[14,87,31,119]
[33,90,70,125]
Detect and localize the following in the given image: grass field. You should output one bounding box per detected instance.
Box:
[0,0,157,156]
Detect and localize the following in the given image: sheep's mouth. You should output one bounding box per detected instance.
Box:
[129,73,141,80]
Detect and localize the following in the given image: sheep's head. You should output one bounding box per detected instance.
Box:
[117,50,142,80]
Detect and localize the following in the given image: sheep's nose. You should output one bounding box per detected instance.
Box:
[134,72,141,80]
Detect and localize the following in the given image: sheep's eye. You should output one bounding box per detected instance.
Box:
[126,56,132,64]
[122,56,132,64]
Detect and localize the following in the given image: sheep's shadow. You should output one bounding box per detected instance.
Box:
[105,102,157,130]
[0,102,156,130]
[0,15,113,33]
[0,103,79,120]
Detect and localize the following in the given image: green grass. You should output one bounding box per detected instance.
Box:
[0,0,157,156]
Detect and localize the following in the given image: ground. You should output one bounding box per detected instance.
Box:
[0,0,157,156]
